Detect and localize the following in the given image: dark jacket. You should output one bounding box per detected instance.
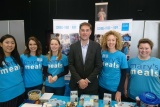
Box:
[68,40,102,93]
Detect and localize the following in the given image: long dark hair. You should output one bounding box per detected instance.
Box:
[24,36,42,57]
[0,34,22,67]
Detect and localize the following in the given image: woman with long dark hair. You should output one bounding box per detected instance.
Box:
[20,36,48,99]
[0,34,25,107]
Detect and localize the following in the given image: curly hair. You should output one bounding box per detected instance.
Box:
[101,30,122,50]
[24,36,42,57]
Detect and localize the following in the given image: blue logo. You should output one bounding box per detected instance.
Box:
[121,23,129,31]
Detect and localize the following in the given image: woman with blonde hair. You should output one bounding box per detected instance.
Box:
[98,30,128,102]
[44,38,69,95]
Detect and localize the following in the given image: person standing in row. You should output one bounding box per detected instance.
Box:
[44,38,69,95]
[20,36,48,99]
[124,38,160,101]
[68,22,102,96]
[99,30,128,102]
[0,34,25,107]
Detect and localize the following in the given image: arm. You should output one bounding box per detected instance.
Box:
[42,65,51,77]
[115,69,127,102]
[68,44,82,82]
[42,55,50,77]
[43,65,54,83]
[86,43,102,82]
[117,69,127,92]
[51,66,69,83]
[124,73,129,97]
[57,65,69,78]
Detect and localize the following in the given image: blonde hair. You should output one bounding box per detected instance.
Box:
[101,30,122,50]
[48,38,62,61]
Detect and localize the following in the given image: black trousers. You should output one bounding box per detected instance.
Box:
[0,92,25,107]
[99,86,117,100]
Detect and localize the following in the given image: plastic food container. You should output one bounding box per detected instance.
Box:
[28,89,41,100]
[139,92,160,107]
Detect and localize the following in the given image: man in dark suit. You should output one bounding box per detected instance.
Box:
[68,22,102,96]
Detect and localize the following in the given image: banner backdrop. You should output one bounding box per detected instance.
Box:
[53,19,88,34]
[52,19,88,55]
[94,19,132,60]
[95,19,132,34]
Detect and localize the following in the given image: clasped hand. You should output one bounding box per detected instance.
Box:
[78,79,89,89]
[48,75,58,83]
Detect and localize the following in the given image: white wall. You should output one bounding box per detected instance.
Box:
[130,20,160,58]
[144,21,160,58]
[130,21,144,58]
[0,21,9,35]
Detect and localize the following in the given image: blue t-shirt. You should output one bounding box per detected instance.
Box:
[0,56,25,102]
[99,50,128,92]
[127,57,160,100]
[20,54,48,88]
[45,54,68,87]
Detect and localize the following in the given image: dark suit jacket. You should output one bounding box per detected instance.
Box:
[68,40,102,93]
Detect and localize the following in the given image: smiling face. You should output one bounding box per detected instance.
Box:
[50,39,60,54]
[0,38,15,56]
[138,43,152,60]
[79,25,91,41]
[29,40,37,54]
[107,34,116,51]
